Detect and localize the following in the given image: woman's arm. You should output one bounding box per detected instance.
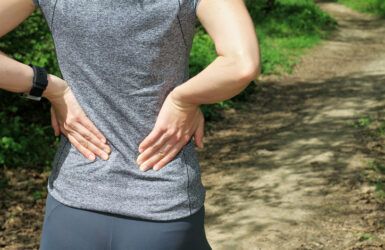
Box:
[0,0,111,162]
[170,0,261,108]
[136,0,261,171]
[0,0,41,94]
[0,51,66,100]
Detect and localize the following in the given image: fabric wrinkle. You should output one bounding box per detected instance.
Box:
[38,0,206,221]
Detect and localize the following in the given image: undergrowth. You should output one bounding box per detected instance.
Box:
[192,0,337,120]
[337,0,385,16]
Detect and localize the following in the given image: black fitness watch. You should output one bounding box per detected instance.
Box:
[21,64,49,101]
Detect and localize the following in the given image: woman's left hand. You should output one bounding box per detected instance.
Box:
[136,90,205,172]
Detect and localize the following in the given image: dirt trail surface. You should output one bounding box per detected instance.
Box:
[1,2,385,250]
[198,2,385,249]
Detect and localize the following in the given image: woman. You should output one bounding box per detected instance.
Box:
[0,0,260,249]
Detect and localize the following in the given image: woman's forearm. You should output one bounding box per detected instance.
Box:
[170,54,260,109]
[0,50,34,93]
[170,0,261,109]
[0,50,65,100]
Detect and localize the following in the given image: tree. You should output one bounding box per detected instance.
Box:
[264,0,276,13]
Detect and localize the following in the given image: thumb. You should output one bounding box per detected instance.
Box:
[194,117,205,149]
[50,106,60,137]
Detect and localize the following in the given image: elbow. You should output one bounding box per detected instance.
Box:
[236,59,261,85]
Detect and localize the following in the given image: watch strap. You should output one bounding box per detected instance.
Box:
[23,64,48,101]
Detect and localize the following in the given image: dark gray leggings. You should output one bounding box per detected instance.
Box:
[39,193,212,250]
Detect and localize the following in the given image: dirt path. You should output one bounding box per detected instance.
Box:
[199,2,385,249]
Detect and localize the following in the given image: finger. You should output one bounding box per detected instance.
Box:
[152,140,186,171]
[137,127,170,159]
[139,136,178,171]
[79,113,107,144]
[138,126,166,153]
[194,117,205,148]
[50,106,60,137]
[67,122,111,160]
[74,119,110,154]
[66,132,96,162]
[136,132,171,166]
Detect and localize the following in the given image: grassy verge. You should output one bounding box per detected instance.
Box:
[337,0,385,16]
[191,0,337,120]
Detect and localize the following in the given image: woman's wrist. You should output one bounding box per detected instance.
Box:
[42,74,69,102]
[169,86,200,111]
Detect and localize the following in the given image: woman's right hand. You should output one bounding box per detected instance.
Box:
[45,74,111,162]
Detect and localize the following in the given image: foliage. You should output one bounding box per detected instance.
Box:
[338,0,385,16]
[190,0,337,77]
[0,1,336,168]
[0,100,59,169]
[0,9,60,169]
[0,9,60,76]
[190,0,336,119]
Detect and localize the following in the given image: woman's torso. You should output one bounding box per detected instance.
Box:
[36,0,205,221]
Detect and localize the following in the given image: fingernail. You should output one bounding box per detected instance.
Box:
[104,147,110,153]
[139,165,147,172]
[102,153,109,161]
[88,154,95,161]
[139,147,144,153]
[137,156,143,165]
[153,165,159,171]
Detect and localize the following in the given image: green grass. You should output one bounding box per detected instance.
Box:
[255,0,337,74]
[191,0,337,76]
[359,233,377,241]
[338,0,385,16]
[190,0,337,120]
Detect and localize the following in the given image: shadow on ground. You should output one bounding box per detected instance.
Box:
[200,70,385,248]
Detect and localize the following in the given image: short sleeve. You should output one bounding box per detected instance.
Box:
[194,0,202,17]
[32,0,40,8]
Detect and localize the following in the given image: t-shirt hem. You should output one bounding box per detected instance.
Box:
[46,188,205,222]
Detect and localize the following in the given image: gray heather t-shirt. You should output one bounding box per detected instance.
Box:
[33,0,205,221]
